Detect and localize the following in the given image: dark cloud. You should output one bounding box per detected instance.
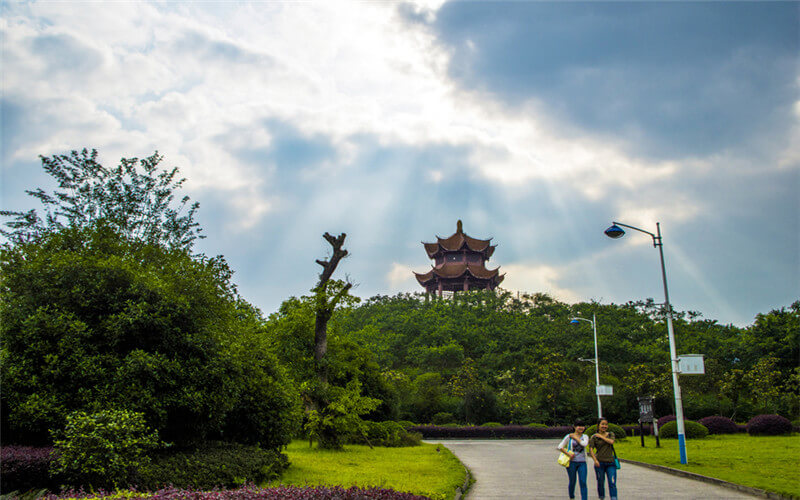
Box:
[433,2,798,159]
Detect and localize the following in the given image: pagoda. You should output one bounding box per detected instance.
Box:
[414,220,504,296]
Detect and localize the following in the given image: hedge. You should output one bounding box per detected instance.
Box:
[410,424,572,439]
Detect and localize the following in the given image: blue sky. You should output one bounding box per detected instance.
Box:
[2,1,798,326]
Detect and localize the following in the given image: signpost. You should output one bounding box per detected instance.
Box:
[678,354,705,375]
[596,385,614,396]
[637,396,658,447]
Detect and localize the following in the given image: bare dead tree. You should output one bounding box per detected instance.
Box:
[313,232,352,383]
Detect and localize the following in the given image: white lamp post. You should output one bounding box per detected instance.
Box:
[570,313,602,420]
[604,221,688,464]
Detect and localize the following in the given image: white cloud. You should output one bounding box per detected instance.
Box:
[500,263,581,304]
[386,262,418,290]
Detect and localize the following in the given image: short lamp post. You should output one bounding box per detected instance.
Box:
[570,313,602,420]
[604,221,688,464]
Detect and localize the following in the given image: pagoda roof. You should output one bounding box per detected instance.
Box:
[413,262,505,285]
[422,220,496,258]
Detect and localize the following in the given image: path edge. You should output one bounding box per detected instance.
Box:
[453,465,472,500]
[620,459,795,500]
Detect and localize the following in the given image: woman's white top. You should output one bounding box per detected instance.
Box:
[558,433,590,463]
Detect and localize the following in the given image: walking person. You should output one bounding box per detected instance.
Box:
[589,418,618,500]
[557,420,589,500]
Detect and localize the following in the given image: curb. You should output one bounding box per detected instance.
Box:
[620,459,795,500]
[453,465,472,500]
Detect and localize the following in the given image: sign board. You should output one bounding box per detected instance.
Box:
[596,385,613,396]
[638,396,654,423]
[678,354,705,375]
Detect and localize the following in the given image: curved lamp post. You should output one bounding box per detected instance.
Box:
[570,313,602,419]
[605,221,688,464]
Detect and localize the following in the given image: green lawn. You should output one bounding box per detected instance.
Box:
[616,433,800,499]
[268,440,466,500]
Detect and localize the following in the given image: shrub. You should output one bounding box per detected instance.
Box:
[481,422,503,427]
[698,415,739,435]
[585,423,627,439]
[346,421,420,447]
[397,420,416,429]
[657,415,676,428]
[526,423,548,428]
[134,441,289,490]
[431,412,454,425]
[0,445,56,493]
[658,420,709,439]
[51,410,160,489]
[746,414,793,436]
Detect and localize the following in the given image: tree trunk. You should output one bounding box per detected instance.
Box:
[313,232,351,384]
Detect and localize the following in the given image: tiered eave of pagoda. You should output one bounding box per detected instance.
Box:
[414,220,504,295]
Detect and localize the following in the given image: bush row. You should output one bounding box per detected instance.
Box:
[409,424,573,439]
[655,414,793,436]
[411,414,795,440]
[40,485,430,499]
[0,442,290,495]
[134,442,290,491]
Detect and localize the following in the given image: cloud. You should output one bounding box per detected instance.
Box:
[2,1,797,326]
[500,263,581,304]
[432,2,799,160]
[387,262,418,290]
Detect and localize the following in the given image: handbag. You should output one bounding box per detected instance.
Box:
[557,435,573,467]
[612,446,621,469]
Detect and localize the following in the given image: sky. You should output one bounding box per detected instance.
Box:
[1,1,798,327]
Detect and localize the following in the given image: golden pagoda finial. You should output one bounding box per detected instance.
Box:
[457,219,463,234]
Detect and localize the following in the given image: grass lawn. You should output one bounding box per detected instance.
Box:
[268,440,466,500]
[615,433,800,499]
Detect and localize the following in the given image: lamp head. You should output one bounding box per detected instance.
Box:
[604,224,625,239]
[570,318,580,324]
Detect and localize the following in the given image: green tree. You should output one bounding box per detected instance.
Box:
[1,148,202,251]
[743,357,783,414]
[0,223,300,447]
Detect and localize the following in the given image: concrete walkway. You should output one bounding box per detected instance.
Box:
[437,439,760,500]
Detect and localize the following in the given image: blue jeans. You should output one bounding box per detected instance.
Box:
[566,461,587,500]
[594,461,618,499]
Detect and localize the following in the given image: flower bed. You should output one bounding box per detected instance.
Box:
[43,485,430,499]
[0,445,57,492]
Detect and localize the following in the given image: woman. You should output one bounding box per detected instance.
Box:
[588,418,618,500]
[557,419,589,500]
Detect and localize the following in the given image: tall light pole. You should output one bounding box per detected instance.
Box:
[604,221,688,464]
[570,313,602,419]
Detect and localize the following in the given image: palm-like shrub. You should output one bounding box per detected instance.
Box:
[746,414,792,436]
[658,420,708,439]
[698,415,739,434]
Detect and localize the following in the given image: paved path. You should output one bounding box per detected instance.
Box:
[436,439,759,500]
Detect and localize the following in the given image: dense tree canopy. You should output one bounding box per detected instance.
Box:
[325,291,798,425]
[0,223,301,447]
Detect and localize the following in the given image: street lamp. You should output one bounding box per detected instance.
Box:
[604,221,688,464]
[570,313,602,420]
